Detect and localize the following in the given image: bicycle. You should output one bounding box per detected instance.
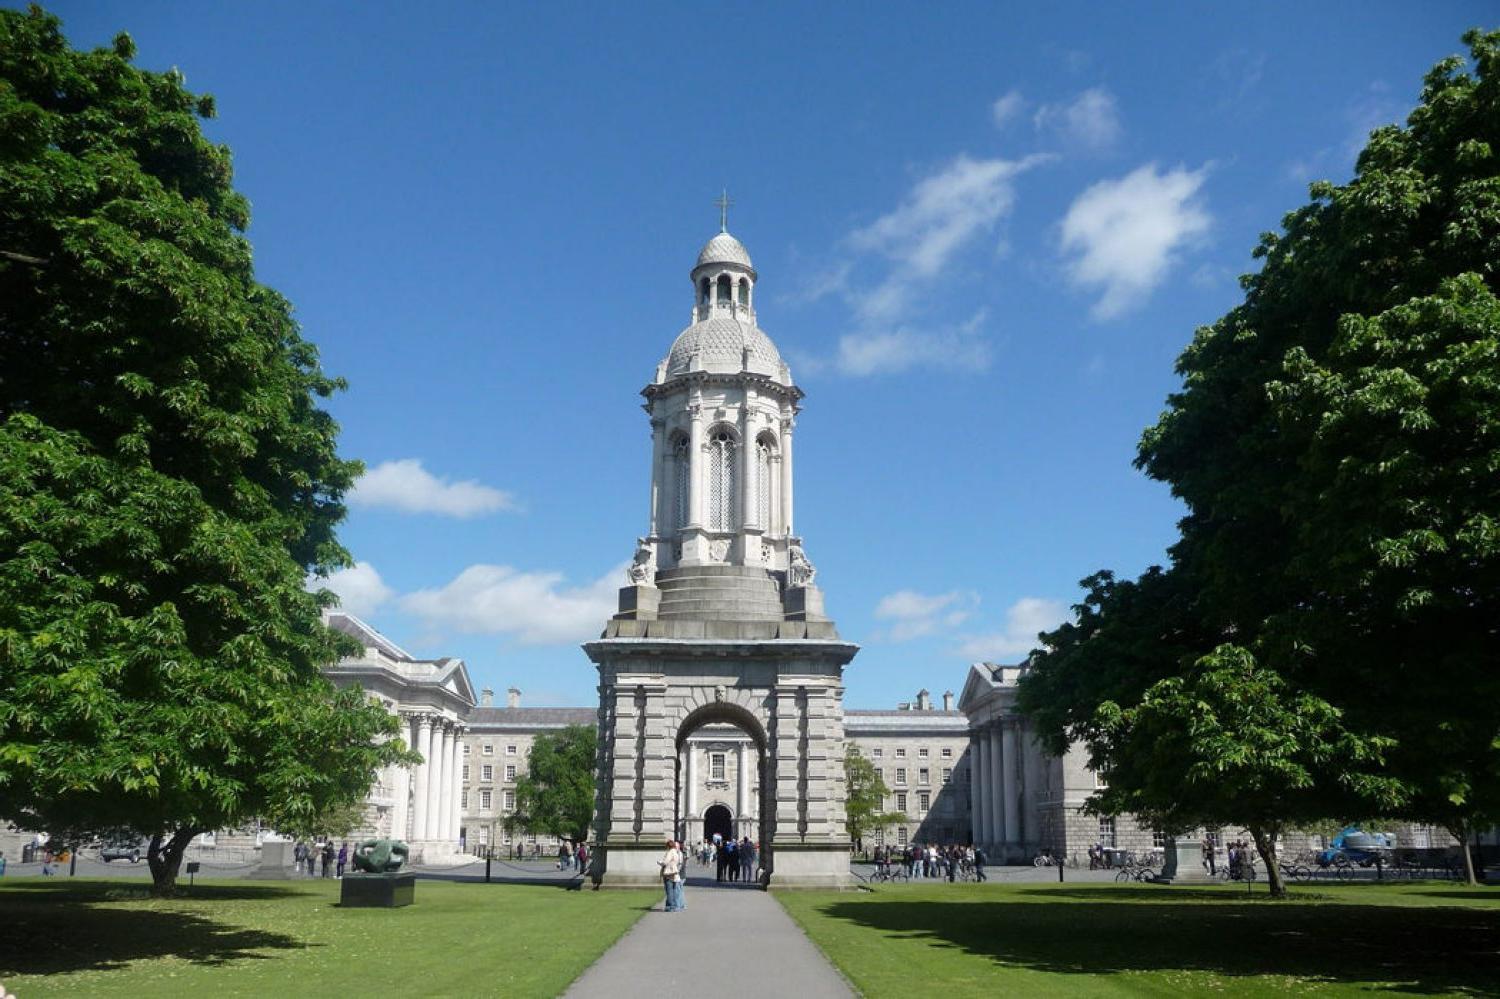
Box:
[871,865,910,883]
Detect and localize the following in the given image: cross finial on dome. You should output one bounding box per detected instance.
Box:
[714,189,733,233]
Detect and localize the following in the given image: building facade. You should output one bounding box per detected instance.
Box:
[846,690,972,850]
[323,612,474,862]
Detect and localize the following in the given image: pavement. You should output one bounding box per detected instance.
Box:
[563,876,853,999]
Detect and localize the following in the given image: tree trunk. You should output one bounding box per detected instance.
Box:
[147,827,199,896]
[1446,821,1478,886]
[1247,824,1286,899]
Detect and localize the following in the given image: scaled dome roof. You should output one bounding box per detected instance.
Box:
[695,231,754,272]
[664,316,783,379]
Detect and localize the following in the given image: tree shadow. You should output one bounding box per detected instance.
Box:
[0,885,314,977]
[805,886,1500,994]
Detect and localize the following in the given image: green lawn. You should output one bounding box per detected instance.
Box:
[0,878,653,996]
[778,880,1500,996]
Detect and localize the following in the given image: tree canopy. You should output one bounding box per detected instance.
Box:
[1020,29,1500,889]
[506,725,596,845]
[0,7,409,892]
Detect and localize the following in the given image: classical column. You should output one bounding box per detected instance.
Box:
[740,407,757,529]
[736,741,751,827]
[411,714,433,841]
[390,760,412,842]
[780,418,795,535]
[1002,723,1021,845]
[686,743,698,825]
[968,734,983,845]
[444,725,462,845]
[688,404,705,528]
[647,417,666,536]
[428,719,448,845]
[987,726,1004,848]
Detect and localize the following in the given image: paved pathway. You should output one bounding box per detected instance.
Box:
[564,879,853,999]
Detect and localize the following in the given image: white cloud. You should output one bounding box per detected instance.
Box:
[400,563,621,646]
[874,589,977,642]
[1034,88,1122,150]
[350,459,517,518]
[851,154,1040,288]
[1060,163,1212,319]
[310,561,394,618]
[954,596,1068,661]
[991,90,1025,128]
[829,310,991,377]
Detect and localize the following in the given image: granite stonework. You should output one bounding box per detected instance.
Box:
[339,872,416,908]
[587,229,858,890]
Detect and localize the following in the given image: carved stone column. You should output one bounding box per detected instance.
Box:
[411,714,432,841]
[987,725,1003,848]
[780,418,795,535]
[428,719,448,845]
[1002,722,1021,845]
[736,741,750,829]
[647,417,666,537]
[968,733,984,846]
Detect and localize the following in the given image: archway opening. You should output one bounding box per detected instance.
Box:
[675,700,772,886]
[703,804,733,842]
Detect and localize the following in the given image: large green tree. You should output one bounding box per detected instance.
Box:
[0,7,409,893]
[506,725,597,845]
[1022,29,1500,885]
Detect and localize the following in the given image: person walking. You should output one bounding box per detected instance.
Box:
[658,836,683,912]
[974,845,988,882]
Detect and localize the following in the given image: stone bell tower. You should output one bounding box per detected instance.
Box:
[586,217,858,888]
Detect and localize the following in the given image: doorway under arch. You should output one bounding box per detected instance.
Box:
[703,804,733,843]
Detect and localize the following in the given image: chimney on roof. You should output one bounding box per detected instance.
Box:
[942,690,954,711]
[916,689,931,711]
[507,687,521,709]
[480,687,493,708]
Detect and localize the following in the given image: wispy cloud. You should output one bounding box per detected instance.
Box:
[309,561,394,618]
[953,596,1068,661]
[400,563,620,646]
[350,459,518,518]
[796,154,1047,376]
[1034,88,1122,150]
[873,588,978,641]
[1060,163,1212,319]
[991,89,1025,129]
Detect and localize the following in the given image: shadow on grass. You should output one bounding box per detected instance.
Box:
[0,886,314,977]
[807,886,1500,994]
[0,880,305,901]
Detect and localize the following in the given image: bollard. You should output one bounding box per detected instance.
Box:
[1058,860,1064,883]
[69,850,77,877]
[486,853,492,884]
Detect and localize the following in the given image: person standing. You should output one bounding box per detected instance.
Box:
[336,842,348,878]
[658,836,682,912]
[974,845,988,882]
[321,841,334,878]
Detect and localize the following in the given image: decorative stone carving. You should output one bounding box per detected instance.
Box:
[708,538,730,562]
[788,541,817,587]
[760,542,773,564]
[626,537,656,584]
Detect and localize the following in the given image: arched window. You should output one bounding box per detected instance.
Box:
[739,277,751,309]
[716,274,733,306]
[755,435,774,528]
[699,278,710,305]
[673,435,690,530]
[708,428,737,531]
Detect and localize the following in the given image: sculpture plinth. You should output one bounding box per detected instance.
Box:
[340,872,416,907]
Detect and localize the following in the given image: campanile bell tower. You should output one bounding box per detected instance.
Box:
[585,216,857,889]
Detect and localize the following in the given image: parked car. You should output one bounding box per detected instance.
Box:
[100,840,145,863]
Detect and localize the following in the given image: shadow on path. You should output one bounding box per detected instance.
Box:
[803,884,1500,994]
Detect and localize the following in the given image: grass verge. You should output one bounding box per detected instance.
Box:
[777,880,1500,996]
[0,877,653,996]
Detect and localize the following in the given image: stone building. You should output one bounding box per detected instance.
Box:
[323,612,474,862]
[846,690,971,850]
[584,223,859,888]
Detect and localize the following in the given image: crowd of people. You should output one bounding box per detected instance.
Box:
[870,842,987,881]
[696,833,759,882]
[292,840,348,878]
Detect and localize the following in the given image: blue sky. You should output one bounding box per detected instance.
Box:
[44,1,1493,708]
